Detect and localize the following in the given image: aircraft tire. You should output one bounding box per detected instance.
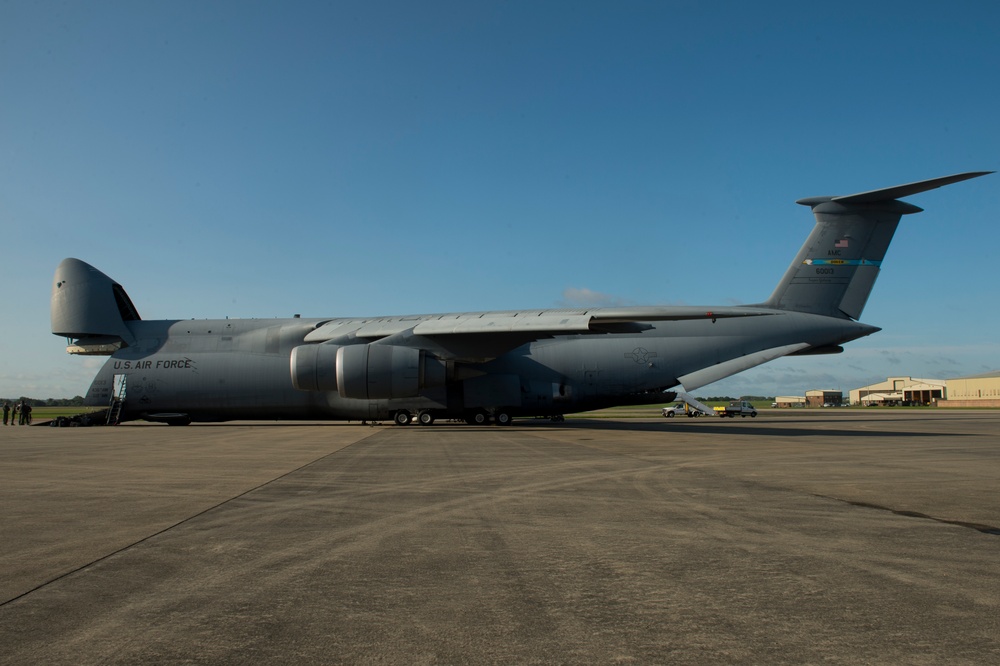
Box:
[418,411,435,426]
[393,410,412,426]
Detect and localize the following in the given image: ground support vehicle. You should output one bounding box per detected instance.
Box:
[715,400,758,418]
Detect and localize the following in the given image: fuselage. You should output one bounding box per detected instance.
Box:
[83,310,877,423]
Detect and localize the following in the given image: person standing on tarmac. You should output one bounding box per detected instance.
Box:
[10,402,19,426]
[22,402,31,425]
[2,401,9,425]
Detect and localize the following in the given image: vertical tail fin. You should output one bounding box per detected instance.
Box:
[762,172,992,319]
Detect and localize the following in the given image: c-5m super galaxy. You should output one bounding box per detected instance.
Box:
[52,172,991,426]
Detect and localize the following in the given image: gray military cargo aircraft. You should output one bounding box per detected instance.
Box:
[52,172,990,426]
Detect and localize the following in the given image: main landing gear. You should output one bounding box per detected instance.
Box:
[393,409,516,426]
[464,410,490,425]
[464,409,514,426]
[392,410,437,426]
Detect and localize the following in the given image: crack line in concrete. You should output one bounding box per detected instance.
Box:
[813,494,1000,536]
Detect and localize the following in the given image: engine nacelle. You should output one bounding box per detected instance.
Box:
[290,343,446,399]
[338,344,446,400]
[290,343,341,392]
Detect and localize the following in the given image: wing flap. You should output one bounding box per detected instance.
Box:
[590,306,773,324]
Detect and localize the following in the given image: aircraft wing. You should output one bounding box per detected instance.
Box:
[303,306,775,362]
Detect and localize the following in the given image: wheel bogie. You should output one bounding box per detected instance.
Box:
[466,410,490,425]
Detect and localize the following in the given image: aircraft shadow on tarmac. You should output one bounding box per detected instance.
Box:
[516,417,962,439]
[85,416,966,440]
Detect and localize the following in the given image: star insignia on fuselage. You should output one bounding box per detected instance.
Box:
[625,347,657,364]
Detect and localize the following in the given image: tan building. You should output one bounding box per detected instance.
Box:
[774,396,806,408]
[806,389,843,407]
[849,377,946,406]
[938,370,1000,408]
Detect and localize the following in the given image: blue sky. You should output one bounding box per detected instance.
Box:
[2,1,997,400]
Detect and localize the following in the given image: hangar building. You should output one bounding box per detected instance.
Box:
[772,392,841,408]
[937,371,1000,408]
[849,377,946,406]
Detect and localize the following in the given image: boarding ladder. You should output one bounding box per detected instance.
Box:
[674,391,718,417]
[107,375,127,425]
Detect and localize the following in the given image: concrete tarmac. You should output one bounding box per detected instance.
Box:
[2,410,999,664]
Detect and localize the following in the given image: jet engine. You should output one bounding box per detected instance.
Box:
[290,343,447,399]
[290,343,341,392]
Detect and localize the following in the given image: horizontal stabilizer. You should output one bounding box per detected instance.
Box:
[796,171,993,207]
[678,343,810,392]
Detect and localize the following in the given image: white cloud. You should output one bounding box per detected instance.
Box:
[560,288,630,308]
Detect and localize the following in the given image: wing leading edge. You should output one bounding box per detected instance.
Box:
[303,307,774,341]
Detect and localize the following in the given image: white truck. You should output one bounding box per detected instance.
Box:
[714,400,758,418]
